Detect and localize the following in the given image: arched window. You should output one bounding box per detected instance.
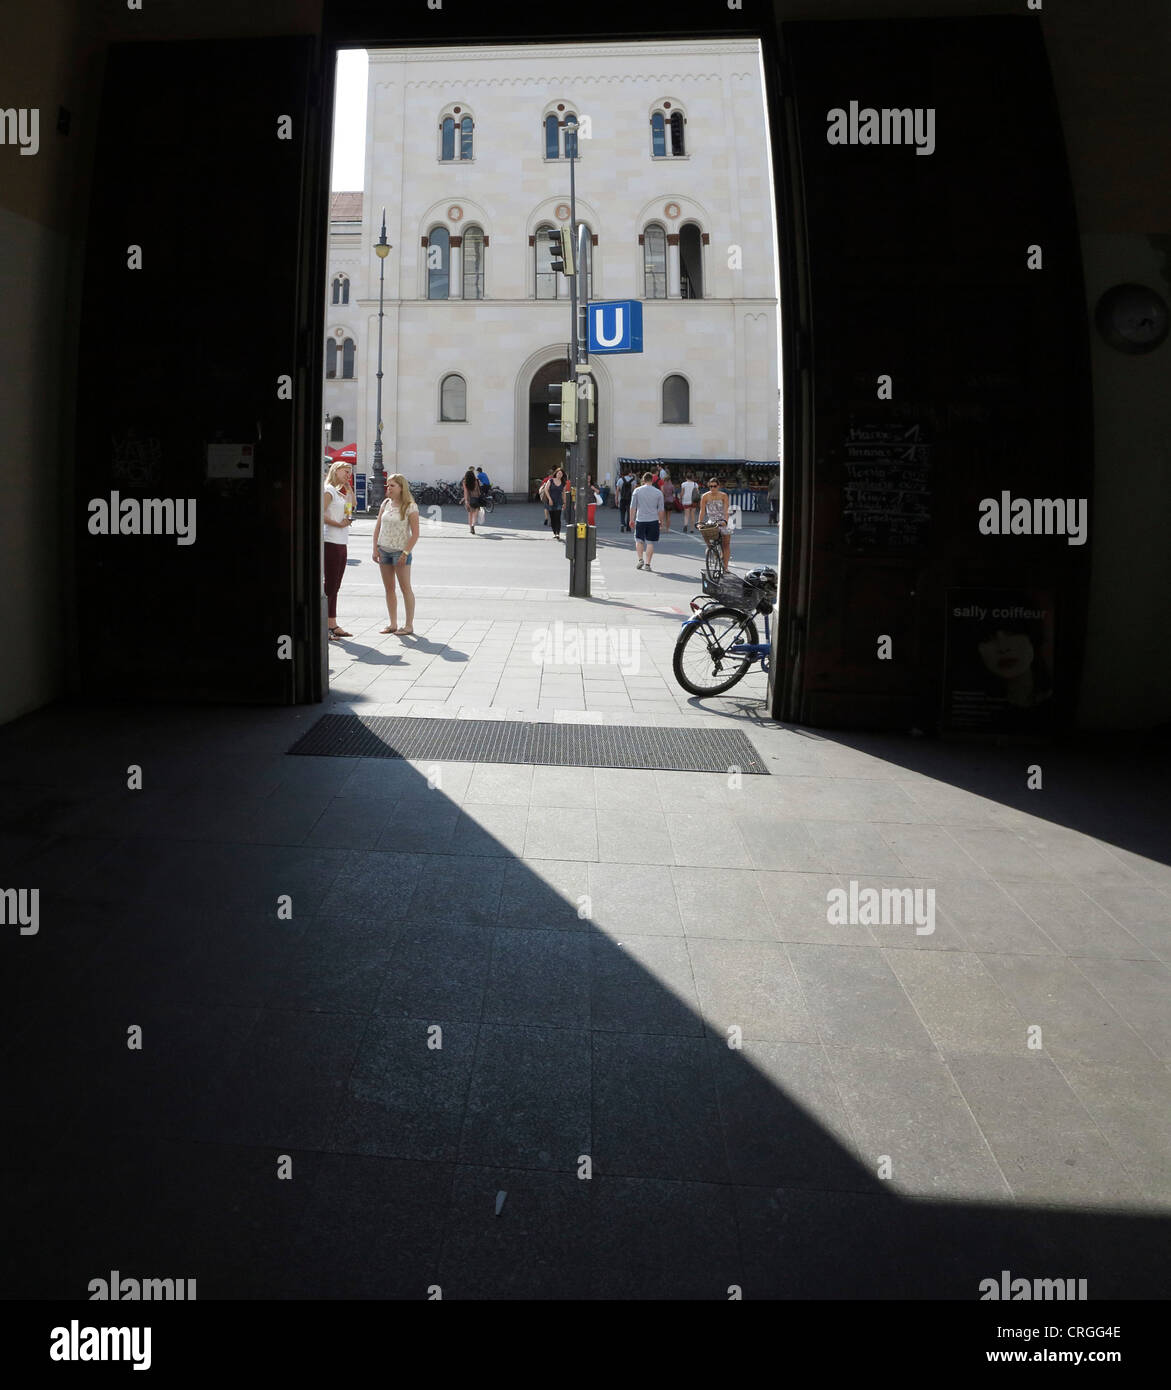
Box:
[330,416,344,442]
[679,222,703,299]
[650,106,686,156]
[462,225,485,300]
[427,226,450,299]
[325,339,337,378]
[643,224,667,298]
[331,275,350,305]
[535,222,557,299]
[663,375,690,424]
[441,109,474,161]
[544,111,577,159]
[651,112,666,157]
[440,374,467,422]
[341,338,355,379]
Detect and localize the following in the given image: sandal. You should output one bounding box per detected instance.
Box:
[379,624,399,634]
[330,627,352,638]
[397,627,415,636]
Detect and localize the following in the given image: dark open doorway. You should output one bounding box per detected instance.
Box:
[528,358,597,494]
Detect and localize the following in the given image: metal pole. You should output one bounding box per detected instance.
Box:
[565,118,590,598]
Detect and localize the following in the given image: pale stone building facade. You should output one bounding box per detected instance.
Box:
[331,39,779,495]
[323,190,362,456]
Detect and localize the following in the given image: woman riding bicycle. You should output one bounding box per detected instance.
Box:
[698,477,732,571]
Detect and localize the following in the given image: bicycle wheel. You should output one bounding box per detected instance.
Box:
[491,487,506,507]
[704,539,725,581]
[672,607,758,696]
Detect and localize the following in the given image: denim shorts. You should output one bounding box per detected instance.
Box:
[635,520,660,543]
[378,547,412,566]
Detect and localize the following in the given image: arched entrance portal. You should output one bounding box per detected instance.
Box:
[527,358,598,498]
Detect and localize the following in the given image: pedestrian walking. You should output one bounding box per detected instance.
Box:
[680,474,699,532]
[462,466,483,535]
[618,469,634,531]
[768,471,780,525]
[660,472,676,533]
[629,470,664,571]
[323,460,354,639]
[373,473,420,635]
[541,467,566,539]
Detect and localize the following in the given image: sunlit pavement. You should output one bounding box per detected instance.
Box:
[326,502,780,725]
[1,503,1168,1297]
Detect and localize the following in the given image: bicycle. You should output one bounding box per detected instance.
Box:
[697,520,728,581]
[672,568,777,696]
[476,485,506,514]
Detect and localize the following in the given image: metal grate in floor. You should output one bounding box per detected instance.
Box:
[288,714,770,774]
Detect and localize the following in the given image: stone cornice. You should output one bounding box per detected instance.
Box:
[369,41,759,65]
[390,72,750,91]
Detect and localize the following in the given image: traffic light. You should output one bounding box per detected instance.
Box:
[559,382,577,442]
[544,225,574,277]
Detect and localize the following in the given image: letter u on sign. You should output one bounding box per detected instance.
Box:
[595,307,624,348]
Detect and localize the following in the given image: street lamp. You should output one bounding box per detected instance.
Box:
[323,411,332,467]
[370,207,392,510]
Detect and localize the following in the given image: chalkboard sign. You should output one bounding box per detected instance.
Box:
[842,421,931,550]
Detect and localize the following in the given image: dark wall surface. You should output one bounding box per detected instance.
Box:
[72,37,327,703]
[776,16,1091,731]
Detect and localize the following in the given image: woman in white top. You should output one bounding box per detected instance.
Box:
[698,476,732,570]
[680,475,699,532]
[372,473,421,635]
[323,461,354,640]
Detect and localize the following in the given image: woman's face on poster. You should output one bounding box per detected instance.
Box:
[978,629,1034,680]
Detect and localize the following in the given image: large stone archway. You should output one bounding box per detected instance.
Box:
[513,344,612,498]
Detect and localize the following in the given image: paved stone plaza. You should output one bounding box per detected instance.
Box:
[1,503,1168,1298]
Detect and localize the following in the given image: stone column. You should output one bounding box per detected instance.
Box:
[667,234,681,298]
[449,236,462,299]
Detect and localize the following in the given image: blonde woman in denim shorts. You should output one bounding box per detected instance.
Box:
[372,474,420,635]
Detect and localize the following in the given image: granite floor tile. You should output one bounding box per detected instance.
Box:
[824,1045,1011,1200]
[482,928,590,1028]
[326,1015,477,1161]
[458,1025,591,1172]
[589,934,703,1036]
[686,936,817,1043]
[787,943,936,1052]
[946,1054,1141,1204]
[979,953,1162,1069]
[591,1032,727,1183]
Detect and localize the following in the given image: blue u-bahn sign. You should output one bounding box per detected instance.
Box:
[587,300,644,354]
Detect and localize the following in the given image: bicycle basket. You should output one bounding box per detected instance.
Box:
[700,570,776,614]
